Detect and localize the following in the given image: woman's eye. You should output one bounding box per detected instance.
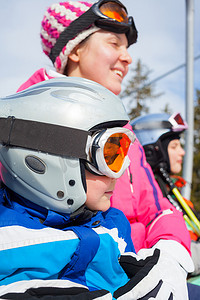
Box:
[171,144,178,149]
[110,39,119,46]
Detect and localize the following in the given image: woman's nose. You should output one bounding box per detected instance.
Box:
[182,148,186,156]
[120,47,132,65]
[180,146,185,156]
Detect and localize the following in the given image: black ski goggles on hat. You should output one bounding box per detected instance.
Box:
[49,0,138,64]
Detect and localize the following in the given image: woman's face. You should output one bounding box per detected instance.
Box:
[85,170,116,212]
[168,139,185,174]
[69,30,132,95]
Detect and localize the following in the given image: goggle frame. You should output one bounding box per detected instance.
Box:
[86,127,135,179]
[168,112,188,132]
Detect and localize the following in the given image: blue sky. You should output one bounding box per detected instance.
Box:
[0,0,199,118]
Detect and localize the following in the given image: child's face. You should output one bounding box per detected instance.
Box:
[168,139,185,174]
[85,170,116,212]
[70,30,132,95]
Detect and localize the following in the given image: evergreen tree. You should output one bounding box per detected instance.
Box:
[120,59,162,120]
[161,103,172,114]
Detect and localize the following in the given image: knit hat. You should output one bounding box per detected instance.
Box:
[40,1,100,73]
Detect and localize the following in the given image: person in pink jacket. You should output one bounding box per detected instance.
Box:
[17,1,198,298]
[111,122,191,252]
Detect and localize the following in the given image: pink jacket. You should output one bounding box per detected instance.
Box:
[17,68,54,92]
[17,68,191,254]
[112,123,191,253]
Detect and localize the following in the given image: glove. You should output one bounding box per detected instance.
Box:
[114,248,173,299]
[113,240,194,300]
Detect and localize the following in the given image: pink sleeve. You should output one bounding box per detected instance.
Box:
[17,68,51,92]
[111,123,191,254]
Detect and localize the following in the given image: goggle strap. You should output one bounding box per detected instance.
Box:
[0,117,89,159]
[96,18,129,33]
[132,120,172,131]
[126,16,138,46]
[49,9,98,63]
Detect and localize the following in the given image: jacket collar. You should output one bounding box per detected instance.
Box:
[0,186,98,228]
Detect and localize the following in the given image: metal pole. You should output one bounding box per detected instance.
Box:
[182,0,194,199]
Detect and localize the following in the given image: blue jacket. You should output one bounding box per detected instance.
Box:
[0,187,135,299]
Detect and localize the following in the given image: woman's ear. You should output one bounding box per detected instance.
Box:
[68,45,80,63]
[64,45,82,76]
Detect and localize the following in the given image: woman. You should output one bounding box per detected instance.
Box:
[131,112,200,286]
[17,1,195,298]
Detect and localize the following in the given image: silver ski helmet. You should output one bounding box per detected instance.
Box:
[131,113,188,172]
[0,77,133,214]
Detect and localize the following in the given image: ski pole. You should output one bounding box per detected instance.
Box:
[172,187,200,236]
[159,166,200,236]
[183,215,199,236]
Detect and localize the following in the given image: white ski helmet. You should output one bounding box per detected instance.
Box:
[0,77,133,215]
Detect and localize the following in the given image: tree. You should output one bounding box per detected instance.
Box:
[161,103,172,114]
[191,89,200,211]
[120,59,162,120]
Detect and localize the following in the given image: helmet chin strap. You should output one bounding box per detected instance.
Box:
[69,159,98,223]
[70,204,98,224]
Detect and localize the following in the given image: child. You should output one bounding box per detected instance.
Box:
[16,1,194,298]
[131,112,200,286]
[0,77,182,299]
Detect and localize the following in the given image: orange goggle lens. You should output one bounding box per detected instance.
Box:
[104,133,131,173]
[99,2,128,23]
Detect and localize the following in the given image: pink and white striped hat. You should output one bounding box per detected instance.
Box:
[40,1,100,73]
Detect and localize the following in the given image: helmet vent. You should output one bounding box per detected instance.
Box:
[25,156,46,174]
[57,191,64,199]
[67,199,74,206]
[69,180,75,186]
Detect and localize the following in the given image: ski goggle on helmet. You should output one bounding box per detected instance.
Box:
[86,127,134,178]
[168,112,188,132]
[0,77,134,214]
[49,0,137,63]
[131,112,188,146]
[131,112,187,173]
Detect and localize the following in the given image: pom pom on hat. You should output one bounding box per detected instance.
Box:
[40,1,100,73]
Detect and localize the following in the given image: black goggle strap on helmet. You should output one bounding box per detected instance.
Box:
[49,0,137,63]
[0,117,89,159]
